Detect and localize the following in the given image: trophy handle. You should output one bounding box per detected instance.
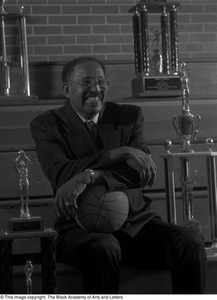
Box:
[192,114,201,139]
[172,116,181,137]
[206,138,214,152]
[164,139,172,154]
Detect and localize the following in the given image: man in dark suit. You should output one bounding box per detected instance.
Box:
[31,56,207,294]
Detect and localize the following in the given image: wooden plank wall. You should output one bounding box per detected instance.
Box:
[6,59,217,101]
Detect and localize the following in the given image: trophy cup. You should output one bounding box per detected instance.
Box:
[24,260,33,294]
[8,150,44,233]
[177,168,203,239]
[129,0,182,97]
[173,62,201,152]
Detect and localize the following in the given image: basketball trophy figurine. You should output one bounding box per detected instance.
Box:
[8,150,44,233]
[172,62,201,152]
[14,150,31,219]
[24,260,33,294]
[150,27,163,75]
[177,168,203,239]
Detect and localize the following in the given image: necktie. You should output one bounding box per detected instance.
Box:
[85,121,98,145]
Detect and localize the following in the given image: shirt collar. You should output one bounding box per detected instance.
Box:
[71,103,99,124]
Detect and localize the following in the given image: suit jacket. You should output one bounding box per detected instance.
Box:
[31,100,158,237]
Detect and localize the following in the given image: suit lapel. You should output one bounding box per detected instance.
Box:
[63,100,98,157]
[98,103,122,150]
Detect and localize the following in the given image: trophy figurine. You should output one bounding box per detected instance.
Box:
[14,150,31,219]
[173,62,201,152]
[178,168,203,239]
[150,27,163,75]
[24,260,33,294]
[8,150,44,233]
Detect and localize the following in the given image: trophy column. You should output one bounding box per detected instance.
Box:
[133,8,142,75]
[18,6,30,97]
[41,236,57,293]
[129,1,181,98]
[206,149,217,247]
[0,0,10,96]
[161,6,170,75]
[170,5,179,75]
[140,5,150,76]
[0,240,13,293]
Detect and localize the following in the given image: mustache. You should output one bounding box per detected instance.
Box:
[82,90,104,105]
[86,90,103,97]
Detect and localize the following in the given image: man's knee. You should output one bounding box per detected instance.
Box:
[173,226,206,263]
[179,226,204,247]
[80,233,121,262]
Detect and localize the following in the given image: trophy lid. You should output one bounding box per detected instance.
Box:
[129,1,180,14]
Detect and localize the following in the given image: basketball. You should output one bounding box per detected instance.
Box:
[74,185,129,233]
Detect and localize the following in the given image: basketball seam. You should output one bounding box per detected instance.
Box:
[76,213,114,232]
[93,190,104,232]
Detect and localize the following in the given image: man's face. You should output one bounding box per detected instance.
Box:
[65,61,108,120]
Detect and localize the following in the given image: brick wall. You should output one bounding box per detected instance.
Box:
[2,0,217,63]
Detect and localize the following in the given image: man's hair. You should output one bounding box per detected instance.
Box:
[61,56,106,84]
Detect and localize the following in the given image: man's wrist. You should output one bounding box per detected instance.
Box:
[85,168,95,184]
[109,146,128,162]
[85,169,105,185]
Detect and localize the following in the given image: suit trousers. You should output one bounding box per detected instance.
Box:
[56,217,207,294]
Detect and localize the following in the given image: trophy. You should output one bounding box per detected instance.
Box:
[177,168,203,239]
[0,1,38,100]
[129,0,182,97]
[173,62,201,152]
[8,150,44,233]
[24,260,33,294]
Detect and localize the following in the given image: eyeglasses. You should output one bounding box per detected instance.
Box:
[67,78,110,90]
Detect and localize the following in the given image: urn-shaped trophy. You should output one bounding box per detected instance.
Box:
[173,62,201,152]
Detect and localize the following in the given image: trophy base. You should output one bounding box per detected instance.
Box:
[8,216,44,233]
[132,75,182,98]
[0,95,38,101]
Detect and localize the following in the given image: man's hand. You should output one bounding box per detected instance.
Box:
[55,171,91,220]
[125,148,157,188]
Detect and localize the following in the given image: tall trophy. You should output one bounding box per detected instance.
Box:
[8,150,44,233]
[129,0,181,97]
[173,62,201,152]
[0,0,38,100]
